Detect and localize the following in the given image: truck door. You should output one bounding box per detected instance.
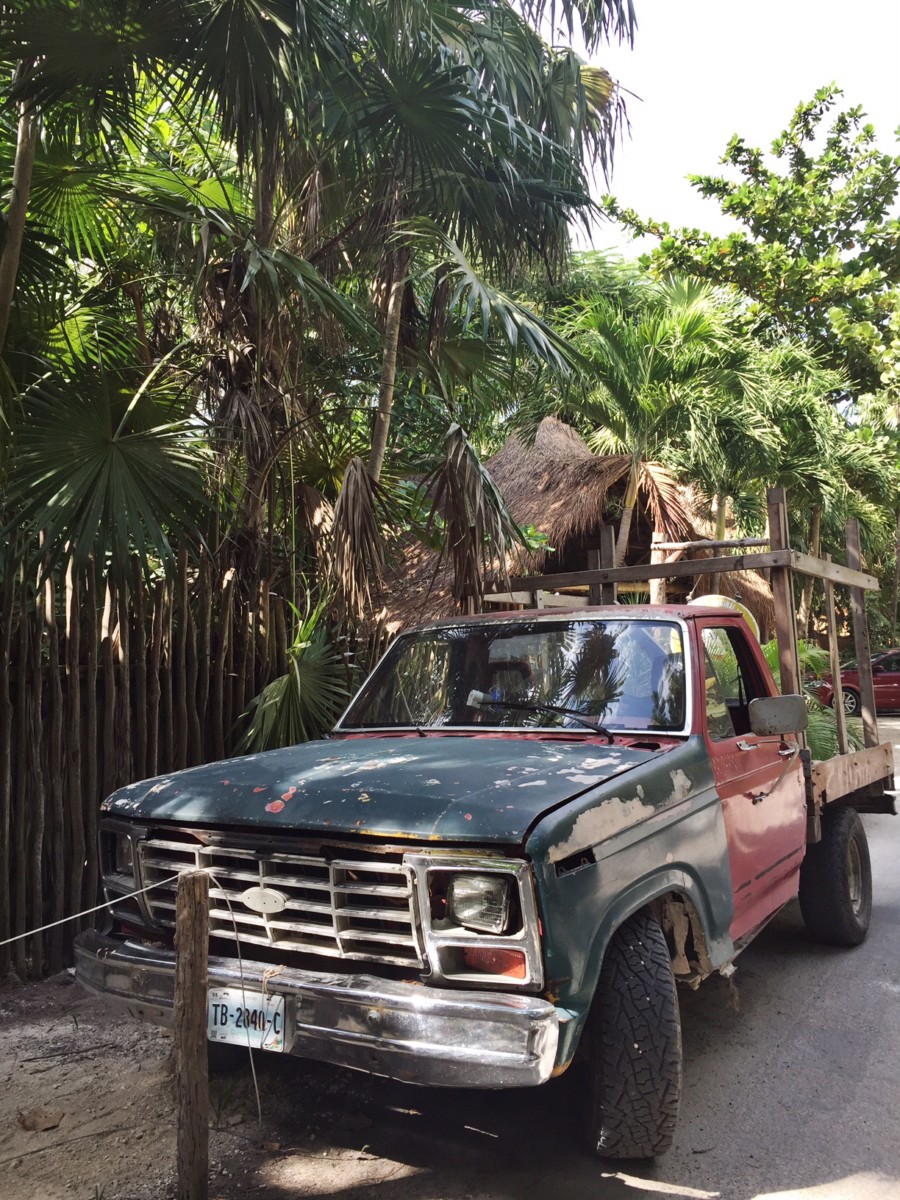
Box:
[697,623,807,944]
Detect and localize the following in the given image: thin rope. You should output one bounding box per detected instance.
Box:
[0,873,182,949]
[205,869,263,1124]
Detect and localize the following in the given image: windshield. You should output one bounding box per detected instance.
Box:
[340,619,687,733]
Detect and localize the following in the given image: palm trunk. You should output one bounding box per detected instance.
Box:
[0,92,39,355]
[614,461,640,567]
[368,244,408,483]
[711,492,728,593]
[797,505,821,638]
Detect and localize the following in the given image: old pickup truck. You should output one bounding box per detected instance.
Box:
[75,603,895,1158]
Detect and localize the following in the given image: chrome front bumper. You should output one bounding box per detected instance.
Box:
[74,930,560,1088]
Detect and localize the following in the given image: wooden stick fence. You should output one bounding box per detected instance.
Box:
[0,554,296,980]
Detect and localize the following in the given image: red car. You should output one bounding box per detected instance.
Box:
[816,648,900,715]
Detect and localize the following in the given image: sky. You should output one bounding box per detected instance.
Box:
[576,0,900,256]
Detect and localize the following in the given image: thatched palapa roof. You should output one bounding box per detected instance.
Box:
[381,418,775,637]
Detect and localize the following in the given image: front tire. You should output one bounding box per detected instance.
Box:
[585,911,682,1159]
[799,806,872,946]
[841,688,861,716]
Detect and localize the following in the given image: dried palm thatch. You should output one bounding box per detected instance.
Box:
[486,418,631,551]
[381,418,774,635]
[330,457,390,621]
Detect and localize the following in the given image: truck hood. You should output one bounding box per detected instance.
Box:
[102,736,667,844]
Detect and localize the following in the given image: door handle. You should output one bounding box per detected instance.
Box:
[736,740,754,751]
[778,747,798,758]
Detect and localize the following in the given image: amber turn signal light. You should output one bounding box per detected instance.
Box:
[462,946,527,978]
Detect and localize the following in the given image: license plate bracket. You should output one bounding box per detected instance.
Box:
[207,986,286,1053]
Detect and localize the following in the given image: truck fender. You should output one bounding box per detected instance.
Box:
[555,868,734,1070]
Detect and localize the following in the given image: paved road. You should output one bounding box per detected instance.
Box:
[292,718,900,1200]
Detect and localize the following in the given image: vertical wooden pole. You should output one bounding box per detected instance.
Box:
[65,565,85,925]
[174,870,209,1200]
[845,519,879,749]
[587,548,602,606]
[0,570,15,977]
[100,577,117,798]
[766,488,803,699]
[649,532,667,605]
[823,559,849,757]
[84,564,99,907]
[13,576,28,976]
[44,574,65,973]
[175,550,189,771]
[132,557,148,781]
[29,573,46,977]
[598,525,617,605]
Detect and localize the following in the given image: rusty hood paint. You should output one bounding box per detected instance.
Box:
[101,736,668,843]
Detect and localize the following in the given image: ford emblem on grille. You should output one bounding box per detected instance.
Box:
[240,885,287,914]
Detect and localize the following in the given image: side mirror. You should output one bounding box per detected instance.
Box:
[748,695,808,736]
[872,664,884,675]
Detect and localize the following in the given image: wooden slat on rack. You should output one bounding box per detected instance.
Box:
[846,520,880,749]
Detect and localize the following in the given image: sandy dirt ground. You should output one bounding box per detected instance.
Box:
[2,719,899,1200]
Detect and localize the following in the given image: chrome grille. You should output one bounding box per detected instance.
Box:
[139,837,423,968]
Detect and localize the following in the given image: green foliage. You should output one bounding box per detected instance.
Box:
[607,86,900,394]
[761,638,864,760]
[237,600,349,751]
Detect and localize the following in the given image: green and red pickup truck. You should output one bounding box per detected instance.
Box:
[75,605,896,1158]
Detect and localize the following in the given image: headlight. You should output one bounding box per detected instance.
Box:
[114,833,135,876]
[447,874,511,934]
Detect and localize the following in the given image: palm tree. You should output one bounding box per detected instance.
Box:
[562,277,768,564]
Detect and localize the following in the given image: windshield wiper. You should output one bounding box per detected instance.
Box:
[466,690,614,743]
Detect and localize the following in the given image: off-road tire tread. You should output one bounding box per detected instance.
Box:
[799,805,872,946]
[587,911,682,1159]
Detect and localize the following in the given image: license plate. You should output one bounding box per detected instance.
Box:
[207,987,286,1052]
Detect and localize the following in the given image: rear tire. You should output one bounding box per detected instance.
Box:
[585,911,682,1160]
[799,806,872,946]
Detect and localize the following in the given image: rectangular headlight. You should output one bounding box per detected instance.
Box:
[447,874,511,934]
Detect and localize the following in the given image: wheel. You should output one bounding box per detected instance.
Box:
[584,911,682,1160]
[841,689,861,716]
[799,806,872,946]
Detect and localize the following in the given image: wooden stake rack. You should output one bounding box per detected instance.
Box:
[484,487,895,818]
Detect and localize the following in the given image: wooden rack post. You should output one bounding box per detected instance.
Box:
[846,520,880,749]
[823,556,849,756]
[175,870,210,1200]
[766,488,804,703]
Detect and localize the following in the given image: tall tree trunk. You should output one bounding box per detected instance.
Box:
[711,491,728,593]
[368,243,409,483]
[0,89,38,355]
[614,460,640,567]
[797,505,821,638]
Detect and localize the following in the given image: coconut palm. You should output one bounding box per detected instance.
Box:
[559,277,774,564]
